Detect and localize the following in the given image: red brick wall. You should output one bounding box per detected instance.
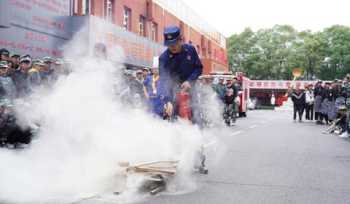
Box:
[87,0,228,72]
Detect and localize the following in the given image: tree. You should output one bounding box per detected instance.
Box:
[228,28,256,74]
[319,25,350,80]
[227,25,350,80]
[228,25,299,79]
[292,31,325,80]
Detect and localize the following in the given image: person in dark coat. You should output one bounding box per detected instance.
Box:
[329,80,344,121]
[226,77,239,117]
[0,49,10,61]
[314,81,324,124]
[320,83,332,124]
[223,88,236,126]
[12,55,41,97]
[158,26,203,119]
[291,86,306,122]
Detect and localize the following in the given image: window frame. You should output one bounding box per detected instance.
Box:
[139,15,146,37]
[151,22,158,42]
[123,6,132,31]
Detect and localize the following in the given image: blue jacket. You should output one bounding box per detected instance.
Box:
[143,74,160,97]
[158,44,203,102]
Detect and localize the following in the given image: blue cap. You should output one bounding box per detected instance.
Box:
[164,26,181,46]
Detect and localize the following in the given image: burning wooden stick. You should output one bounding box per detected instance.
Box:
[117,160,179,195]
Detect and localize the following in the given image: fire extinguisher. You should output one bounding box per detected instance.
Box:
[176,90,192,121]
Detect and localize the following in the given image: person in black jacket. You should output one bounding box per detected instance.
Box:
[223,88,236,126]
[314,80,323,123]
[328,80,344,122]
[291,86,306,122]
[320,83,331,124]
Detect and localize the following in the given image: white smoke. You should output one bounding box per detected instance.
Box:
[0,21,225,204]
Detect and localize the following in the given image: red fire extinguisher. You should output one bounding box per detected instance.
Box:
[176,90,192,121]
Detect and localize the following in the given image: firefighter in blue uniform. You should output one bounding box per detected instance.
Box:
[158,26,203,119]
[158,26,208,174]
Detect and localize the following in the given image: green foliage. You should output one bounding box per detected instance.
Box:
[227,25,350,80]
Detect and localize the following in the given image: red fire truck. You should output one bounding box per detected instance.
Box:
[208,72,250,117]
[236,72,250,117]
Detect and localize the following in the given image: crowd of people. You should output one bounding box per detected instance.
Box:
[206,76,241,125]
[119,26,242,127]
[0,26,242,153]
[289,76,350,138]
[120,66,241,126]
[0,48,71,148]
[0,48,70,99]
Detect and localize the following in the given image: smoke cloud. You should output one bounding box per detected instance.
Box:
[0,21,224,204]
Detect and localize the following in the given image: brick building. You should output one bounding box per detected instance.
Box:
[73,0,228,74]
[0,0,228,74]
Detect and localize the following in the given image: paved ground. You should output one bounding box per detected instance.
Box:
[141,109,350,204]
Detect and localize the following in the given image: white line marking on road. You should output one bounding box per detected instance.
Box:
[202,141,217,148]
[232,131,243,136]
[249,125,258,129]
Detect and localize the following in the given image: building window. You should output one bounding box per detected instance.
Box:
[139,15,146,37]
[151,22,158,41]
[73,0,78,15]
[73,0,90,15]
[123,7,131,31]
[105,0,114,22]
[82,0,90,15]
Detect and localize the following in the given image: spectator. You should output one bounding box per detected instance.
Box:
[50,58,67,81]
[226,77,239,118]
[143,66,163,116]
[291,86,306,122]
[124,71,144,107]
[12,55,40,97]
[10,54,20,70]
[314,80,323,124]
[0,61,17,100]
[213,77,226,100]
[223,88,236,126]
[37,59,52,86]
[320,82,331,124]
[142,68,149,80]
[0,49,10,61]
[335,106,347,135]
[341,75,350,138]
[136,70,144,83]
[334,79,345,109]
[305,84,314,120]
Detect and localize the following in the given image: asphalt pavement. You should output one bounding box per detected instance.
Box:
[141,109,350,204]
